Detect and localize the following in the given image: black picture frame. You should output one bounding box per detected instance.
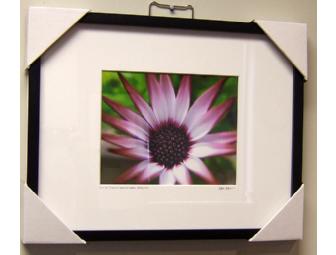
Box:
[27,13,304,241]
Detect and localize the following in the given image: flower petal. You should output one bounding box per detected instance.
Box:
[114,160,149,183]
[160,74,176,119]
[198,131,237,144]
[190,142,236,158]
[184,78,226,129]
[138,163,165,183]
[175,75,191,125]
[108,147,150,160]
[172,164,191,184]
[146,74,168,122]
[102,133,147,149]
[159,170,176,185]
[184,157,217,184]
[118,73,158,127]
[189,98,235,141]
[102,96,149,131]
[102,113,147,141]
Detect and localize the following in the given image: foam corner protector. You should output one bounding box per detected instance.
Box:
[254,20,308,81]
[26,6,89,68]
[22,183,85,244]
[249,184,304,242]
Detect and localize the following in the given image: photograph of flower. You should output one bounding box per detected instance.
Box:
[101,71,238,185]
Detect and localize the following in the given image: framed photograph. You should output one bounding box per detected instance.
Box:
[100,71,238,186]
[26,10,304,241]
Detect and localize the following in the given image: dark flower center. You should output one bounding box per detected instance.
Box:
[148,121,191,169]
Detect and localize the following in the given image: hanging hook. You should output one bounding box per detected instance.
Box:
[148,1,194,19]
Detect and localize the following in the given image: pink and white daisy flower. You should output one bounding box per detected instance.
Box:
[102,73,236,185]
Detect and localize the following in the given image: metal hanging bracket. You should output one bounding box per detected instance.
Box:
[148,1,194,19]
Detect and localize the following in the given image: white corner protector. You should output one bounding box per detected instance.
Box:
[249,184,304,242]
[22,183,85,244]
[254,20,308,80]
[26,7,89,67]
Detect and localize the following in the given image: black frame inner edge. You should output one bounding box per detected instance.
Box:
[78,13,264,34]
[26,12,304,241]
[291,68,304,195]
[27,58,40,194]
[74,229,259,241]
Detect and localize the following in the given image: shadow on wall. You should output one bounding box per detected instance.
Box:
[23,239,298,255]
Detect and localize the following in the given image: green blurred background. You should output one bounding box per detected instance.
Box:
[101,71,238,185]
